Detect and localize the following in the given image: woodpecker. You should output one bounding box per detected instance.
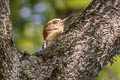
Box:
[42,19,64,49]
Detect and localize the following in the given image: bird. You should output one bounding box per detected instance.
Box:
[42,18,64,49]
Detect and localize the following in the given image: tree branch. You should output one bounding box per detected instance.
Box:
[33,0,120,79]
[0,0,21,79]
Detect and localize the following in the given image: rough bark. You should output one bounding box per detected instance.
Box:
[0,0,120,80]
[0,0,22,80]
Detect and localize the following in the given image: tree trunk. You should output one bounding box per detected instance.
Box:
[0,0,120,80]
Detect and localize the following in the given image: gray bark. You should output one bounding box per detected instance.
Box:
[0,0,120,80]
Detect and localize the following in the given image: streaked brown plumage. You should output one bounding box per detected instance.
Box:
[42,19,64,48]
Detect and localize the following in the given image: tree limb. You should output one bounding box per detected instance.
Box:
[0,0,21,80]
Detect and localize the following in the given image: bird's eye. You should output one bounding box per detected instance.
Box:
[53,20,59,24]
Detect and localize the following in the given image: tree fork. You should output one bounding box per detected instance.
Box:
[0,0,120,80]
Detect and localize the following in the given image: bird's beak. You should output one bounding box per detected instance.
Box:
[63,16,73,24]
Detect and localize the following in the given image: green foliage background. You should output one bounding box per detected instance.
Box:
[10,0,120,80]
